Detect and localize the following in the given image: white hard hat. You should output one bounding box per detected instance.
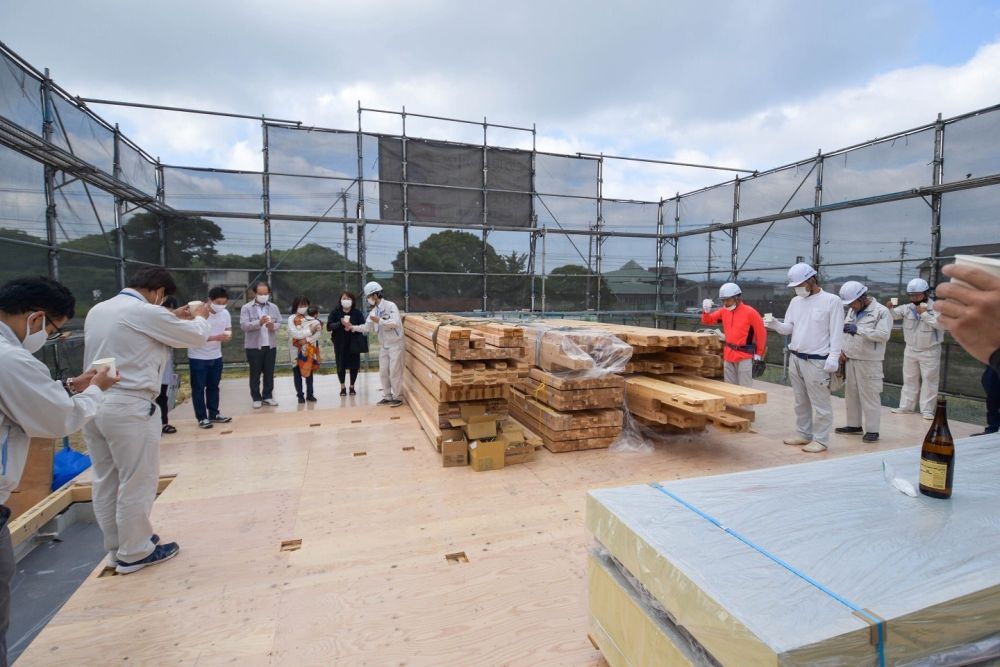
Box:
[363,281,384,297]
[787,262,817,287]
[839,280,868,305]
[719,282,742,299]
[906,278,929,294]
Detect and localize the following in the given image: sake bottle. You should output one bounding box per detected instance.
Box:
[918,398,954,499]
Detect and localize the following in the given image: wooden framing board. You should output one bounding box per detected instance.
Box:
[662,375,767,406]
[527,367,624,391]
[626,393,708,429]
[625,376,727,414]
[515,378,624,412]
[509,388,623,431]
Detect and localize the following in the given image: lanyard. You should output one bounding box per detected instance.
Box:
[118,290,144,302]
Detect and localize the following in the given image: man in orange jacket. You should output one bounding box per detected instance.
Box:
[701,282,767,387]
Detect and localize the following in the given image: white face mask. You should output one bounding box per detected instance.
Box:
[341,299,352,310]
[22,313,47,354]
[794,286,809,298]
[256,294,269,304]
[725,304,737,311]
[297,307,308,315]
[367,296,377,306]
[211,302,226,313]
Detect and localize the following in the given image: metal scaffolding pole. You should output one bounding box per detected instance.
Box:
[812,150,824,272]
[930,113,945,286]
[731,176,740,280]
[112,125,127,289]
[261,120,273,287]
[402,106,410,311]
[654,198,664,328]
[356,102,367,293]
[540,227,547,312]
[342,190,349,291]
[482,117,489,312]
[41,69,59,280]
[672,196,680,327]
[595,155,604,313]
[156,160,166,266]
[528,125,538,311]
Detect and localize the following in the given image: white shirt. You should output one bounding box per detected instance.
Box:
[188,308,233,360]
[770,289,845,359]
[84,289,210,400]
[353,299,404,349]
[0,321,105,504]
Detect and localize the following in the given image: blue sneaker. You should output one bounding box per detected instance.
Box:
[106,534,160,567]
[116,541,180,574]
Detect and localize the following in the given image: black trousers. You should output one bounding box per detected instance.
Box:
[246,346,277,401]
[293,366,315,399]
[984,367,1000,433]
[335,349,361,386]
[155,383,169,425]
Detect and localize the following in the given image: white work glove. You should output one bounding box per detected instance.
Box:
[702,298,713,312]
[823,357,840,373]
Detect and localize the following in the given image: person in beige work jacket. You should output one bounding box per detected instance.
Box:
[835,281,892,442]
[84,268,211,575]
[886,278,944,420]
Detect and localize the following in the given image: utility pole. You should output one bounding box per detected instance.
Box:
[897,238,913,295]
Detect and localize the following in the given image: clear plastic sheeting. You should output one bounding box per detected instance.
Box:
[117,142,157,197]
[50,96,114,175]
[822,130,935,205]
[163,167,262,215]
[586,434,1000,666]
[738,162,817,221]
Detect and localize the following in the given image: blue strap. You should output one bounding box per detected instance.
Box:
[1,426,8,477]
[118,290,144,302]
[648,482,886,667]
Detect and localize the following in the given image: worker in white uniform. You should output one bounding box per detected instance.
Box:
[835,281,892,442]
[0,276,119,665]
[765,263,844,453]
[885,278,943,420]
[83,268,211,574]
[347,281,404,407]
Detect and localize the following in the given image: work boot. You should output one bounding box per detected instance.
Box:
[835,426,863,434]
[862,432,879,442]
[801,442,828,453]
[783,436,811,446]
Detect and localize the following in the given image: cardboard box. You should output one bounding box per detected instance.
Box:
[450,405,500,441]
[504,441,534,465]
[440,428,468,467]
[469,439,506,472]
[498,419,525,444]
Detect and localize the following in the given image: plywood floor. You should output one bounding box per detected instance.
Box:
[18,373,981,666]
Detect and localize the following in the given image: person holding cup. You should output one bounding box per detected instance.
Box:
[885,277,944,420]
[187,286,233,429]
[0,276,120,661]
[83,267,211,575]
[239,281,282,409]
[326,291,367,396]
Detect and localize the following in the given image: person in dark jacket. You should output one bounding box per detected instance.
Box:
[326,291,367,396]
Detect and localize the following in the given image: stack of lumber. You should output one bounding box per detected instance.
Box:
[533,320,762,433]
[510,368,626,452]
[586,438,1000,665]
[403,314,527,454]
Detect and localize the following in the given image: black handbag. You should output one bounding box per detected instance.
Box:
[349,332,369,355]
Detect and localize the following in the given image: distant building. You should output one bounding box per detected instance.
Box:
[918,243,1000,282]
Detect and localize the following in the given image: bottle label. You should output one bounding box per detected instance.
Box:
[920,458,949,490]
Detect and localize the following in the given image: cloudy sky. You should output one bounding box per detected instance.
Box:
[2,0,999,274]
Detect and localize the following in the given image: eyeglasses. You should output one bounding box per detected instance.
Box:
[46,323,68,341]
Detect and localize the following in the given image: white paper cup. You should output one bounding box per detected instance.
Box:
[92,357,116,375]
[187,300,203,311]
[955,255,1000,280]
[342,316,350,326]
[890,297,898,306]
[763,313,773,322]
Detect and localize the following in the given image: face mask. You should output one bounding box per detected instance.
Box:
[794,286,809,298]
[341,299,352,310]
[725,304,737,311]
[297,307,308,315]
[152,291,165,307]
[367,296,376,306]
[256,294,269,304]
[22,313,47,354]
[211,302,226,313]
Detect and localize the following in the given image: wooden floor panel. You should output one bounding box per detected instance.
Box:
[19,372,981,666]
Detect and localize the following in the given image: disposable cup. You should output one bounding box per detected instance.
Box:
[187,300,203,311]
[763,313,773,322]
[342,316,351,326]
[92,357,117,375]
[955,255,1000,280]
[890,297,898,306]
